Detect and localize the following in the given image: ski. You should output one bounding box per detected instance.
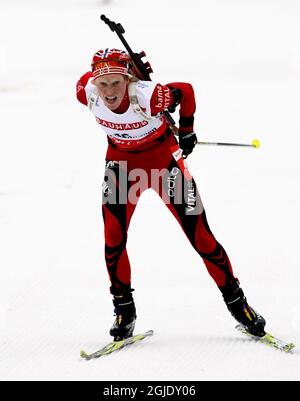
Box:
[236,324,295,353]
[80,330,154,360]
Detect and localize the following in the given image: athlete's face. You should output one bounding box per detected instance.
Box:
[93,74,128,110]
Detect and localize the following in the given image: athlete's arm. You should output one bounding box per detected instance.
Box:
[150,82,196,134]
[76,71,94,106]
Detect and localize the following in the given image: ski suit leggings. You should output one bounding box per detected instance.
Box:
[102,134,236,294]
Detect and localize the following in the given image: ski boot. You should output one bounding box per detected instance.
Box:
[222,280,266,337]
[110,288,137,341]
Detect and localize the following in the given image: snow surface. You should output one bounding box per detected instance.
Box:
[0,0,300,381]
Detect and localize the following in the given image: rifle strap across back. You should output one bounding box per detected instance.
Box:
[128,81,154,121]
[88,88,98,112]
[87,83,154,122]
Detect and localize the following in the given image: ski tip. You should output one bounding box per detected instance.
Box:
[80,350,88,359]
[285,343,296,352]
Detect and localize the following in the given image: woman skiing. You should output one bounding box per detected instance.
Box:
[76,48,266,341]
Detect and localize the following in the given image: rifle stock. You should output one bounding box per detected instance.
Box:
[100,14,177,129]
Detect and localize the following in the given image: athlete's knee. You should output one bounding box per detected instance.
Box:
[194,211,217,254]
[104,217,127,248]
[195,231,217,254]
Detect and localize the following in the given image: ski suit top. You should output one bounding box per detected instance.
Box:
[76,71,196,151]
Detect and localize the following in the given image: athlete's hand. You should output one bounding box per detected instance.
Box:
[179,131,198,159]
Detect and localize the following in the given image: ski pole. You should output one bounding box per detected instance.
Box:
[197,139,261,148]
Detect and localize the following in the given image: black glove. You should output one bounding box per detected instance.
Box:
[179,131,198,159]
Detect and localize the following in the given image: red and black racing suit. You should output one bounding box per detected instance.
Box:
[77,73,237,295]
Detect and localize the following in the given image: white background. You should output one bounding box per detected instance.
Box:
[0,0,299,380]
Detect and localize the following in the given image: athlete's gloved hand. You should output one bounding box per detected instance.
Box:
[179,131,198,159]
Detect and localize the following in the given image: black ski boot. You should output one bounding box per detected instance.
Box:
[110,288,137,341]
[222,280,266,337]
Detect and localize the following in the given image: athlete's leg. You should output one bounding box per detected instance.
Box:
[152,156,236,289]
[151,152,266,335]
[102,160,141,294]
